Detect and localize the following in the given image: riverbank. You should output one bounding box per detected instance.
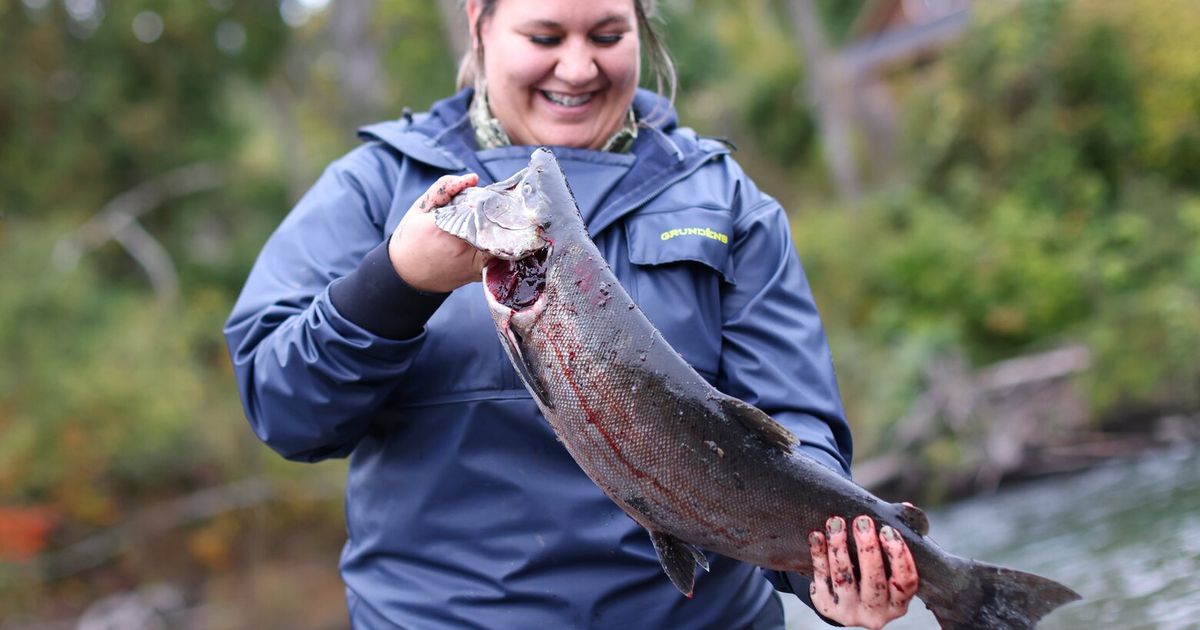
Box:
[788,444,1200,629]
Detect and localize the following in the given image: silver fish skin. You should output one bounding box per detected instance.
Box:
[435,148,1080,629]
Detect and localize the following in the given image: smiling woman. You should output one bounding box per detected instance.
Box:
[457,0,677,132]
[224,1,919,628]
[474,0,639,149]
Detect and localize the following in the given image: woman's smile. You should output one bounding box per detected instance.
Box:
[540,89,596,109]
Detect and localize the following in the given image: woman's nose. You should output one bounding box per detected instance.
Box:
[554,41,599,86]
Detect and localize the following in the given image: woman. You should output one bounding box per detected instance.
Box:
[225,0,918,627]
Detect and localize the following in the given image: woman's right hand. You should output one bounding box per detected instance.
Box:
[809,515,919,629]
[388,173,488,293]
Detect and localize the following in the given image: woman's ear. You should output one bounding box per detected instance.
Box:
[465,0,483,51]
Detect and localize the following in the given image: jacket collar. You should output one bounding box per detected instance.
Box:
[357,88,729,236]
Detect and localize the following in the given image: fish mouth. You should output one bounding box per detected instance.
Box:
[485,245,550,311]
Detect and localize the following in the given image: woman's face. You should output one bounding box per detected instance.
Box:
[471,0,641,150]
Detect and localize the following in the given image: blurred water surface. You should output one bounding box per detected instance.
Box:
[785,446,1200,629]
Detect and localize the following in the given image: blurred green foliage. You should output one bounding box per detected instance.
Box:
[0,0,1198,621]
[0,2,288,217]
[794,0,1200,445]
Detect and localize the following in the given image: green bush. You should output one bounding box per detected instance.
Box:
[795,0,1200,453]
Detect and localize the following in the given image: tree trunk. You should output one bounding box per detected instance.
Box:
[330,0,385,123]
[437,0,469,61]
[787,0,862,205]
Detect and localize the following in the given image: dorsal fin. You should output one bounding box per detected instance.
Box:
[717,397,799,453]
[896,501,930,536]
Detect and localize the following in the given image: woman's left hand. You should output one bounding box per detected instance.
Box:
[389,173,488,293]
[808,515,919,629]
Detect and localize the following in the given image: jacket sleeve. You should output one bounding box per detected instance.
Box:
[223,145,445,462]
[716,188,853,475]
[712,168,853,618]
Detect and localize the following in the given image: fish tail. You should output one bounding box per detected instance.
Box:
[930,561,1080,629]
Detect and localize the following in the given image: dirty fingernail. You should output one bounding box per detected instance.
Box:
[828,518,843,534]
[855,516,872,532]
[880,525,896,541]
[809,532,822,546]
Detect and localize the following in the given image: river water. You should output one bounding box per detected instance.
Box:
[784,446,1200,629]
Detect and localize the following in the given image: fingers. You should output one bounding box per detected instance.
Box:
[826,517,860,612]
[854,515,888,611]
[809,515,921,630]
[808,530,833,608]
[416,173,478,213]
[881,525,919,614]
[388,172,485,293]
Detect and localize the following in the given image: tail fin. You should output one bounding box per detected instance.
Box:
[931,562,1080,629]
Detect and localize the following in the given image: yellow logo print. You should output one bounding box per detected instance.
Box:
[659,227,729,244]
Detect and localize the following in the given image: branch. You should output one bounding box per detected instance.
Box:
[853,345,1093,493]
[52,163,225,303]
[975,345,1092,393]
[839,9,971,77]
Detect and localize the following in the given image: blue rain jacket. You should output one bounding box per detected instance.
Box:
[225,88,853,629]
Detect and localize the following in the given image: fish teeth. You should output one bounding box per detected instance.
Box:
[543,91,593,107]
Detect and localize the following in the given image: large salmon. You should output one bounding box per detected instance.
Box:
[434,148,1080,629]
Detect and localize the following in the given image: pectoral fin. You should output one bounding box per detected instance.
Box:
[498,325,553,412]
[650,530,709,598]
[434,194,482,248]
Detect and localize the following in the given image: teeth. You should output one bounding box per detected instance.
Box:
[543,91,593,107]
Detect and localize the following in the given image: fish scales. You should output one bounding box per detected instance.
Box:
[434,148,1080,629]
[526,249,843,561]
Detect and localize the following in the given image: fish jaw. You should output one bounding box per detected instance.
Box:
[483,252,555,411]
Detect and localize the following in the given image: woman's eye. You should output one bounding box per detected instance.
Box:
[529,35,562,46]
[591,34,623,46]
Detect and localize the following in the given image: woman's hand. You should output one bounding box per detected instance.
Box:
[808,515,919,629]
[389,173,489,293]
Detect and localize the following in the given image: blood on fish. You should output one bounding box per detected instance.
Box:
[487,247,549,310]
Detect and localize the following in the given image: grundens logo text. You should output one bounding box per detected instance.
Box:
[659,227,729,244]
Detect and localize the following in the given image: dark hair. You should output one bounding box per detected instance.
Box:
[455,0,677,110]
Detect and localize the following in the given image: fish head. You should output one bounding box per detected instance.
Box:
[434,163,550,261]
[442,149,585,323]
[435,148,583,255]
[522,147,582,238]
